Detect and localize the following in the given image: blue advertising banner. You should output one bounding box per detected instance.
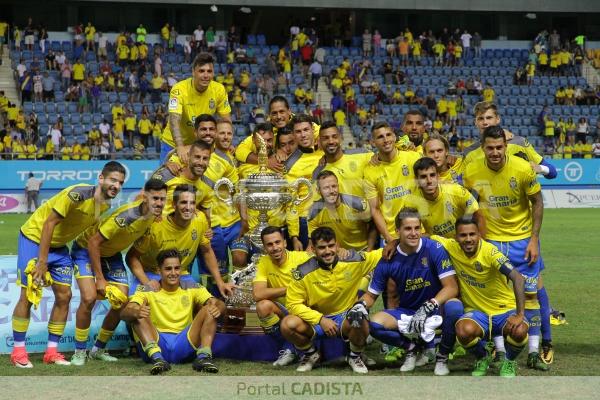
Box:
[540,159,600,186]
[0,256,129,354]
[0,160,159,190]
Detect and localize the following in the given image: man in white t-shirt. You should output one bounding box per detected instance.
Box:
[55,51,66,67]
[97,32,108,59]
[460,30,472,59]
[99,119,111,137]
[193,25,204,49]
[16,59,27,78]
[49,123,62,149]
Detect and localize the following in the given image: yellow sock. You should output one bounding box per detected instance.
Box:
[97,328,114,344]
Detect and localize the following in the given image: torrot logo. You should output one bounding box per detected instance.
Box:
[17,164,131,184]
[563,162,583,182]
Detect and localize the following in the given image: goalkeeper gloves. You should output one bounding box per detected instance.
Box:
[409,299,439,334]
[347,300,369,328]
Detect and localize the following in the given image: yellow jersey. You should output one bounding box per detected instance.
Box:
[363,150,422,238]
[202,148,240,228]
[405,183,479,238]
[463,136,543,165]
[439,156,464,184]
[253,250,313,305]
[311,151,373,198]
[125,116,137,131]
[130,286,212,333]
[162,79,231,147]
[464,154,541,241]
[286,249,382,324]
[433,236,516,315]
[76,200,155,257]
[151,165,213,216]
[138,119,153,135]
[21,184,108,247]
[133,212,210,273]
[283,149,323,228]
[308,194,371,250]
[234,122,321,163]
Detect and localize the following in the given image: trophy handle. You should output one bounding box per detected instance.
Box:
[214,178,234,206]
[290,177,313,206]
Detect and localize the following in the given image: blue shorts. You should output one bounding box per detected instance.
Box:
[459,309,529,339]
[489,238,542,294]
[139,326,197,364]
[128,272,198,296]
[71,242,129,286]
[312,311,348,340]
[230,236,261,259]
[198,221,241,276]
[16,232,73,287]
[159,141,174,164]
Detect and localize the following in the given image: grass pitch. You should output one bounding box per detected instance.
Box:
[0,209,598,376]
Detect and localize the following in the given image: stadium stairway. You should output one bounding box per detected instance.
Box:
[0,52,20,106]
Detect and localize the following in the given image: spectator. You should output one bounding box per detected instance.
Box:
[592,137,600,158]
[84,22,96,52]
[362,29,372,57]
[373,29,382,57]
[168,26,178,53]
[215,35,227,64]
[45,50,57,70]
[576,117,589,143]
[472,32,482,57]
[32,71,43,102]
[308,59,322,91]
[20,71,33,102]
[461,30,472,58]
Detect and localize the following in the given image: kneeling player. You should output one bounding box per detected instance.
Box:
[433,218,528,377]
[356,207,461,376]
[281,227,381,374]
[121,249,226,375]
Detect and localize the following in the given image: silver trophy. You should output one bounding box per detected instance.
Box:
[213,133,312,333]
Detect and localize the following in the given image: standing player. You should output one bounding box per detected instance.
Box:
[11,161,126,368]
[357,207,461,375]
[126,185,234,298]
[309,171,376,251]
[69,179,167,365]
[363,122,422,244]
[281,227,382,374]
[121,249,226,374]
[423,134,464,184]
[433,218,528,377]
[405,157,483,238]
[252,226,313,367]
[160,52,231,163]
[464,126,548,371]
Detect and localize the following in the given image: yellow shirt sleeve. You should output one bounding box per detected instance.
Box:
[191,286,213,305]
[253,256,269,283]
[168,85,184,115]
[235,135,254,163]
[286,278,323,325]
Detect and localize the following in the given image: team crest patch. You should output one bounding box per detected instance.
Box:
[474,261,483,272]
[209,99,215,109]
[402,165,409,176]
[181,295,190,307]
[445,201,454,214]
[349,161,357,172]
[292,268,302,280]
[344,270,352,281]
[509,177,517,190]
[68,191,83,202]
[421,257,428,267]
[115,217,127,228]
[191,229,198,241]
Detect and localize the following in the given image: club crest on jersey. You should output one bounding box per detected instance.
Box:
[209,99,215,109]
[445,201,454,214]
[181,295,190,307]
[344,270,352,281]
[349,161,357,172]
[421,257,428,267]
[292,268,302,281]
[509,177,517,190]
[115,217,126,228]
[68,191,83,202]
[402,165,409,176]
[191,229,198,241]
[474,261,483,272]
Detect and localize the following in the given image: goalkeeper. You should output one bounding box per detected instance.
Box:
[356,207,462,376]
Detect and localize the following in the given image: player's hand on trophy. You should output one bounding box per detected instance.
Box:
[137,298,151,319]
[267,156,284,173]
[319,317,339,337]
[347,300,369,328]
[218,281,237,298]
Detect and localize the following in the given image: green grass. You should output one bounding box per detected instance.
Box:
[0,209,598,376]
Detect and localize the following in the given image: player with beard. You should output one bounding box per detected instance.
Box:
[11,161,126,368]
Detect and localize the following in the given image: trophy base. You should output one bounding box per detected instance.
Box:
[218,306,264,335]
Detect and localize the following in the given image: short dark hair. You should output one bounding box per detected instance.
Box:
[482,125,506,143]
[394,207,421,229]
[371,121,392,134]
[189,139,212,153]
[194,114,217,130]
[455,217,479,232]
[311,226,337,244]
[316,170,338,183]
[101,161,127,178]
[275,126,294,148]
[403,109,425,122]
[291,114,313,127]
[144,178,168,192]
[253,122,273,134]
[192,52,214,69]
[269,95,290,111]
[260,226,285,242]
[157,249,181,267]
[172,184,196,204]
[413,157,438,176]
